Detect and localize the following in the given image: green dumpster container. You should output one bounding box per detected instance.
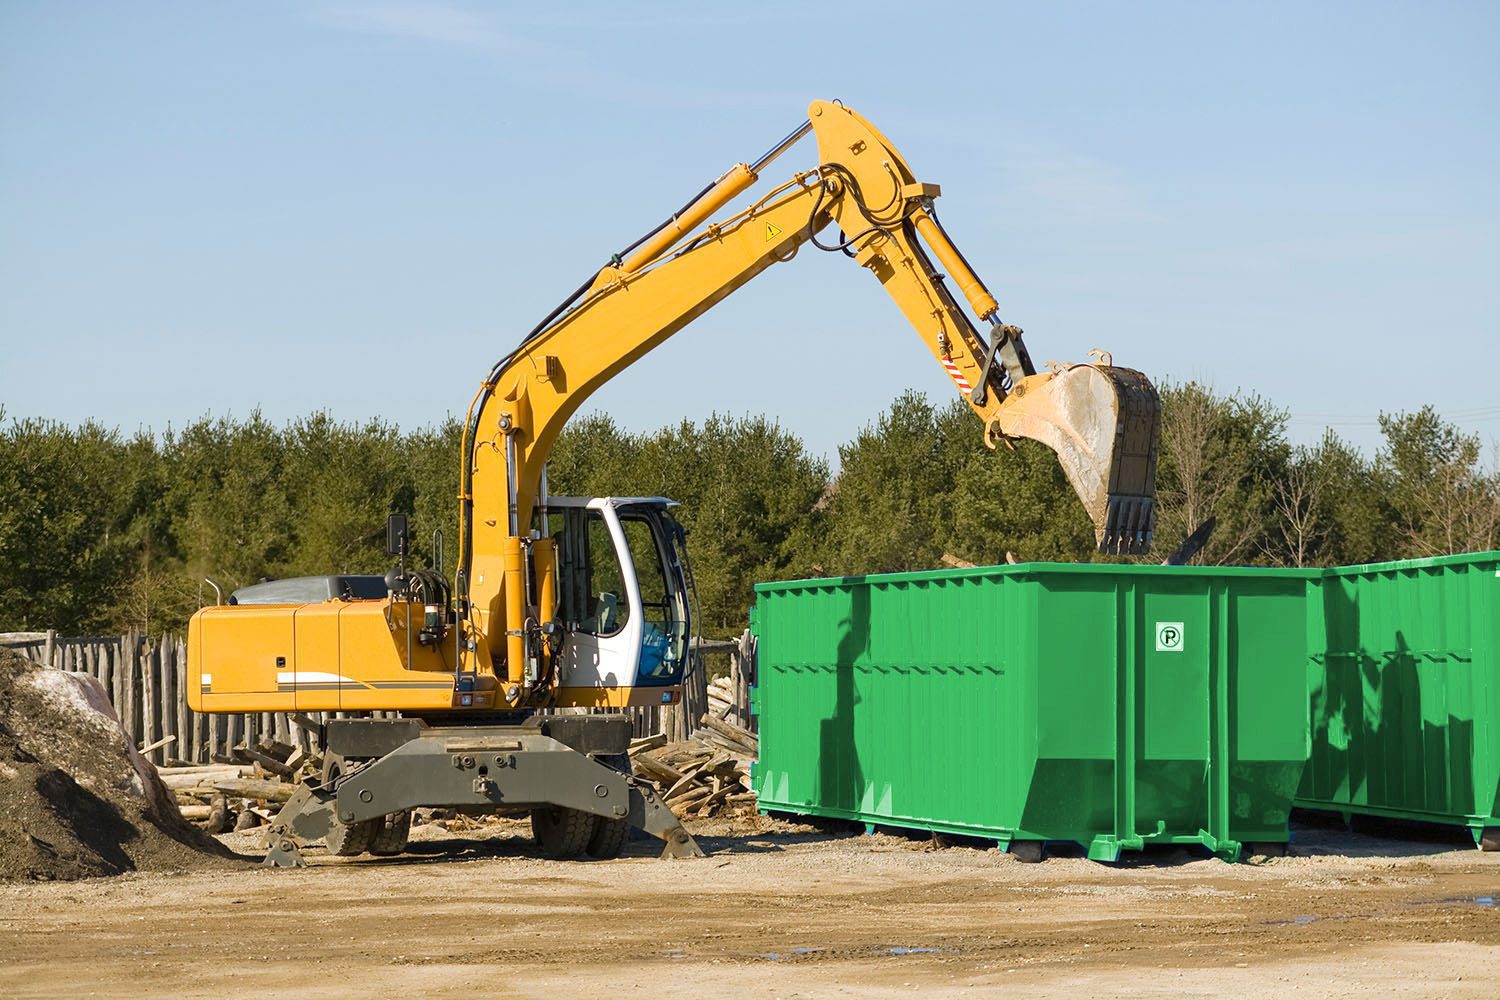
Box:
[1298,551,1500,846]
[751,563,1315,861]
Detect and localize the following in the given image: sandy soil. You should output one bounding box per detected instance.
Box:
[1,814,1496,998]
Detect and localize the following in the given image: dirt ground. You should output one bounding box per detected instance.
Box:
[1,813,1496,998]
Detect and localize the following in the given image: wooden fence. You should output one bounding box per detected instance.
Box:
[3,629,755,765]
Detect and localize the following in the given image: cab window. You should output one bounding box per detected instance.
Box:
[554,508,629,637]
[620,513,687,683]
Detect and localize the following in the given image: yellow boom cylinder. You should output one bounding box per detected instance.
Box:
[912,208,999,320]
[619,163,758,274]
[502,535,526,696]
[534,536,557,644]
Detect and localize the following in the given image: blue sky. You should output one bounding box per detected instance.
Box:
[2,1,1497,461]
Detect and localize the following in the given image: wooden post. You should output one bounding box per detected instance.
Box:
[156,636,170,763]
[111,638,126,726]
[173,638,190,762]
[43,629,56,667]
[98,643,112,713]
[142,635,158,762]
[123,630,138,747]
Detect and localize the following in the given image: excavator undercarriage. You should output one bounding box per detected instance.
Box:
[263,716,702,866]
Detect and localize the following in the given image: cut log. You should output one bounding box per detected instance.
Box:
[212,778,295,803]
[701,715,758,748]
[158,762,255,776]
[284,746,311,773]
[158,766,249,790]
[139,734,176,755]
[632,753,686,786]
[255,736,297,762]
[205,794,231,834]
[669,785,712,807]
[628,733,668,755]
[237,745,294,778]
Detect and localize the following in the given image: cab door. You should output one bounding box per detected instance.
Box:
[554,501,643,689]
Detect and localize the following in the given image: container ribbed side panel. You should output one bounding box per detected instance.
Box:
[752,562,1312,860]
[1298,551,1500,837]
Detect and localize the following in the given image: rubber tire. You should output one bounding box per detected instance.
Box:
[1009,840,1046,863]
[369,810,412,856]
[322,755,379,857]
[584,753,632,860]
[1480,828,1500,852]
[531,806,598,859]
[326,815,379,856]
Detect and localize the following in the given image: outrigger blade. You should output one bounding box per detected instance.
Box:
[990,363,1161,555]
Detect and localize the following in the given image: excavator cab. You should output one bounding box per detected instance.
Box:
[547,497,692,693]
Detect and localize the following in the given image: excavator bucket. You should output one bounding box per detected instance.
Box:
[991,364,1161,555]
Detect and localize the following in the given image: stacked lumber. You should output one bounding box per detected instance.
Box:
[159,736,322,833]
[628,710,759,819]
[705,674,739,721]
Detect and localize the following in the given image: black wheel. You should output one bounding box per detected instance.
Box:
[586,817,630,859]
[531,806,599,859]
[369,810,412,856]
[1480,828,1500,852]
[584,753,632,860]
[1009,840,1046,863]
[322,755,379,856]
[326,814,379,856]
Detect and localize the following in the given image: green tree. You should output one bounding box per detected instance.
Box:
[1155,382,1288,565]
[0,415,139,632]
[636,415,827,634]
[816,390,960,576]
[160,412,294,596]
[937,399,1097,564]
[1378,406,1498,556]
[281,413,413,576]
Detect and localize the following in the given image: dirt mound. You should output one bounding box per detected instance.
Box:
[0,649,239,881]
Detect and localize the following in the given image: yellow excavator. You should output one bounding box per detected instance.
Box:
[188,100,1161,864]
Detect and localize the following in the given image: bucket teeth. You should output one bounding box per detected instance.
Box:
[1101,494,1156,555]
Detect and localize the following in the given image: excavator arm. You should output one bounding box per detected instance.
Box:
[460,100,1161,703]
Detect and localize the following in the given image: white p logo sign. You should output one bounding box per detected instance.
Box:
[1156,622,1184,652]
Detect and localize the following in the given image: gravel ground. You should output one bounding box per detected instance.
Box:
[1,812,1497,997]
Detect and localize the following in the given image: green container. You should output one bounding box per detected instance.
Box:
[1298,551,1500,844]
[751,563,1315,861]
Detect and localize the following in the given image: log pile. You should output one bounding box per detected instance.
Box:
[159,736,321,833]
[628,702,758,819]
[160,678,761,831]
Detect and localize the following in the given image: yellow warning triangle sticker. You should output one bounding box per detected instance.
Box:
[764,222,782,242]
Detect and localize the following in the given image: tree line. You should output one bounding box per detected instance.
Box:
[2,385,1495,637]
